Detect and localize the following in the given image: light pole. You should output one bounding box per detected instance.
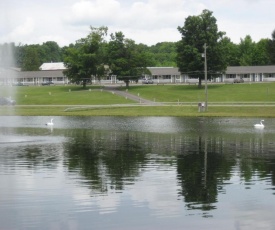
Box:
[203,43,208,111]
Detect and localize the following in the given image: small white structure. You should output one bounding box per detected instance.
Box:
[39,62,66,71]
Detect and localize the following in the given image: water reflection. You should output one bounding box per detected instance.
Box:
[0,116,275,229]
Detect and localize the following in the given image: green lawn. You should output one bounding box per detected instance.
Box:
[1,85,131,105]
[126,83,275,102]
[1,83,275,117]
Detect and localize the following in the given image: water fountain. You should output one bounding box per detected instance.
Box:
[0,1,17,105]
[0,43,17,100]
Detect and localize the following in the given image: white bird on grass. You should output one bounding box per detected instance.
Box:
[46,118,54,126]
[254,120,264,128]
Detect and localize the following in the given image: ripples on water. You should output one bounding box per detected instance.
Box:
[0,116,275,230]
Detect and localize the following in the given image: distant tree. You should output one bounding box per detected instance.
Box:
[149,42,177,66]
[20,45,41,71]
[15,44,25,68]
[135,43,155,67]
[107,31,151,88]
[253,39,270,65]
[63,26,108,88]
[219,37,240,66]
[238,35,255,66]
[40,41,62,63]
[237,35,270,66]
[16,42,62,70]
[176,9,227,87]
[268,29,275,64]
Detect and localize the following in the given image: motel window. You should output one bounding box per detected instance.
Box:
[226,74,235,79]
[241,74,249,78]
[43,77,52,82]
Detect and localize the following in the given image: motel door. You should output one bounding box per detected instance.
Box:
[259,73,263,82]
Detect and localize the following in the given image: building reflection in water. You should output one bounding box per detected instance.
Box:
[61,128,275,216]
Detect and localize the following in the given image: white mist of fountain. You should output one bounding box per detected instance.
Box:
[0,1,17,109]
[0,43,17,99]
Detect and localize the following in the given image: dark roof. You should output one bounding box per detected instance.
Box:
[19,70,65,78]
[226,66,275,74]
[148,67,181,76]
[16,70,65,78]
[149,66,275,75]
[1,68,65,78]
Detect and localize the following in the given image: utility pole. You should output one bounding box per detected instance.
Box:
[203,43,208,111]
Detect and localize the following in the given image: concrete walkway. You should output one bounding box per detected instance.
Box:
[101,86,275,107]
[102,85,158,104]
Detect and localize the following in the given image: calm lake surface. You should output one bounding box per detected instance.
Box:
[0,116,275,230]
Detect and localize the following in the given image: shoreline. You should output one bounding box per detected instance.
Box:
[1,104,275,117]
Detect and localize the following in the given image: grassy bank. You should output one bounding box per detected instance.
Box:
[2,85,131,105]
[1,105,275,117]
[126,83,275,103]
[0,83,275,117]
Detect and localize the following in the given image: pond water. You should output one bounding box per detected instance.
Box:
[0,116,275,230]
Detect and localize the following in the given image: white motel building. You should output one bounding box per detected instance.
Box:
[1,62,275,86]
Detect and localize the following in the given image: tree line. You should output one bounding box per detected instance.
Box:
[1,9,275,87]
[0,38,177,70]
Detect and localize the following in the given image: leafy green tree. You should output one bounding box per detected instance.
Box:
[219,37,240,66]
[238,35,255,66]
[16,42,62,70]
[176,9,227,87]
[40,41,62,63]
[107,31,151,88]
[227,35,269,66]
[149,42,177,66]
[253,39,270,65]
[20,45,41,71]
[136,43,155,67]
[63,26,108,88]
[268,29,275,64]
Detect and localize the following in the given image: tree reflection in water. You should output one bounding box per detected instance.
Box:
[63,129,148,193]
[1,121,261,218]
[3,117,275,229]
[60,126,275,216]
[176,136,235,216]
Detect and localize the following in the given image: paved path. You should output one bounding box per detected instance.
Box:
[102,85,159,104]
[101,86,275,107]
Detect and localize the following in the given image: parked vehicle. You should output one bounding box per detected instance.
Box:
[12,82,28,86]
[233,78,244,83]
[142,79,154,84]
[0,97,16,105]
[42,82,54,86]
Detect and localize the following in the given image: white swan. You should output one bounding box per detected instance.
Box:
[254,120,264,128]
[46,118,54,126]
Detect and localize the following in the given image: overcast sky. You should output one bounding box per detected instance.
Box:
[1,0,275,47]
